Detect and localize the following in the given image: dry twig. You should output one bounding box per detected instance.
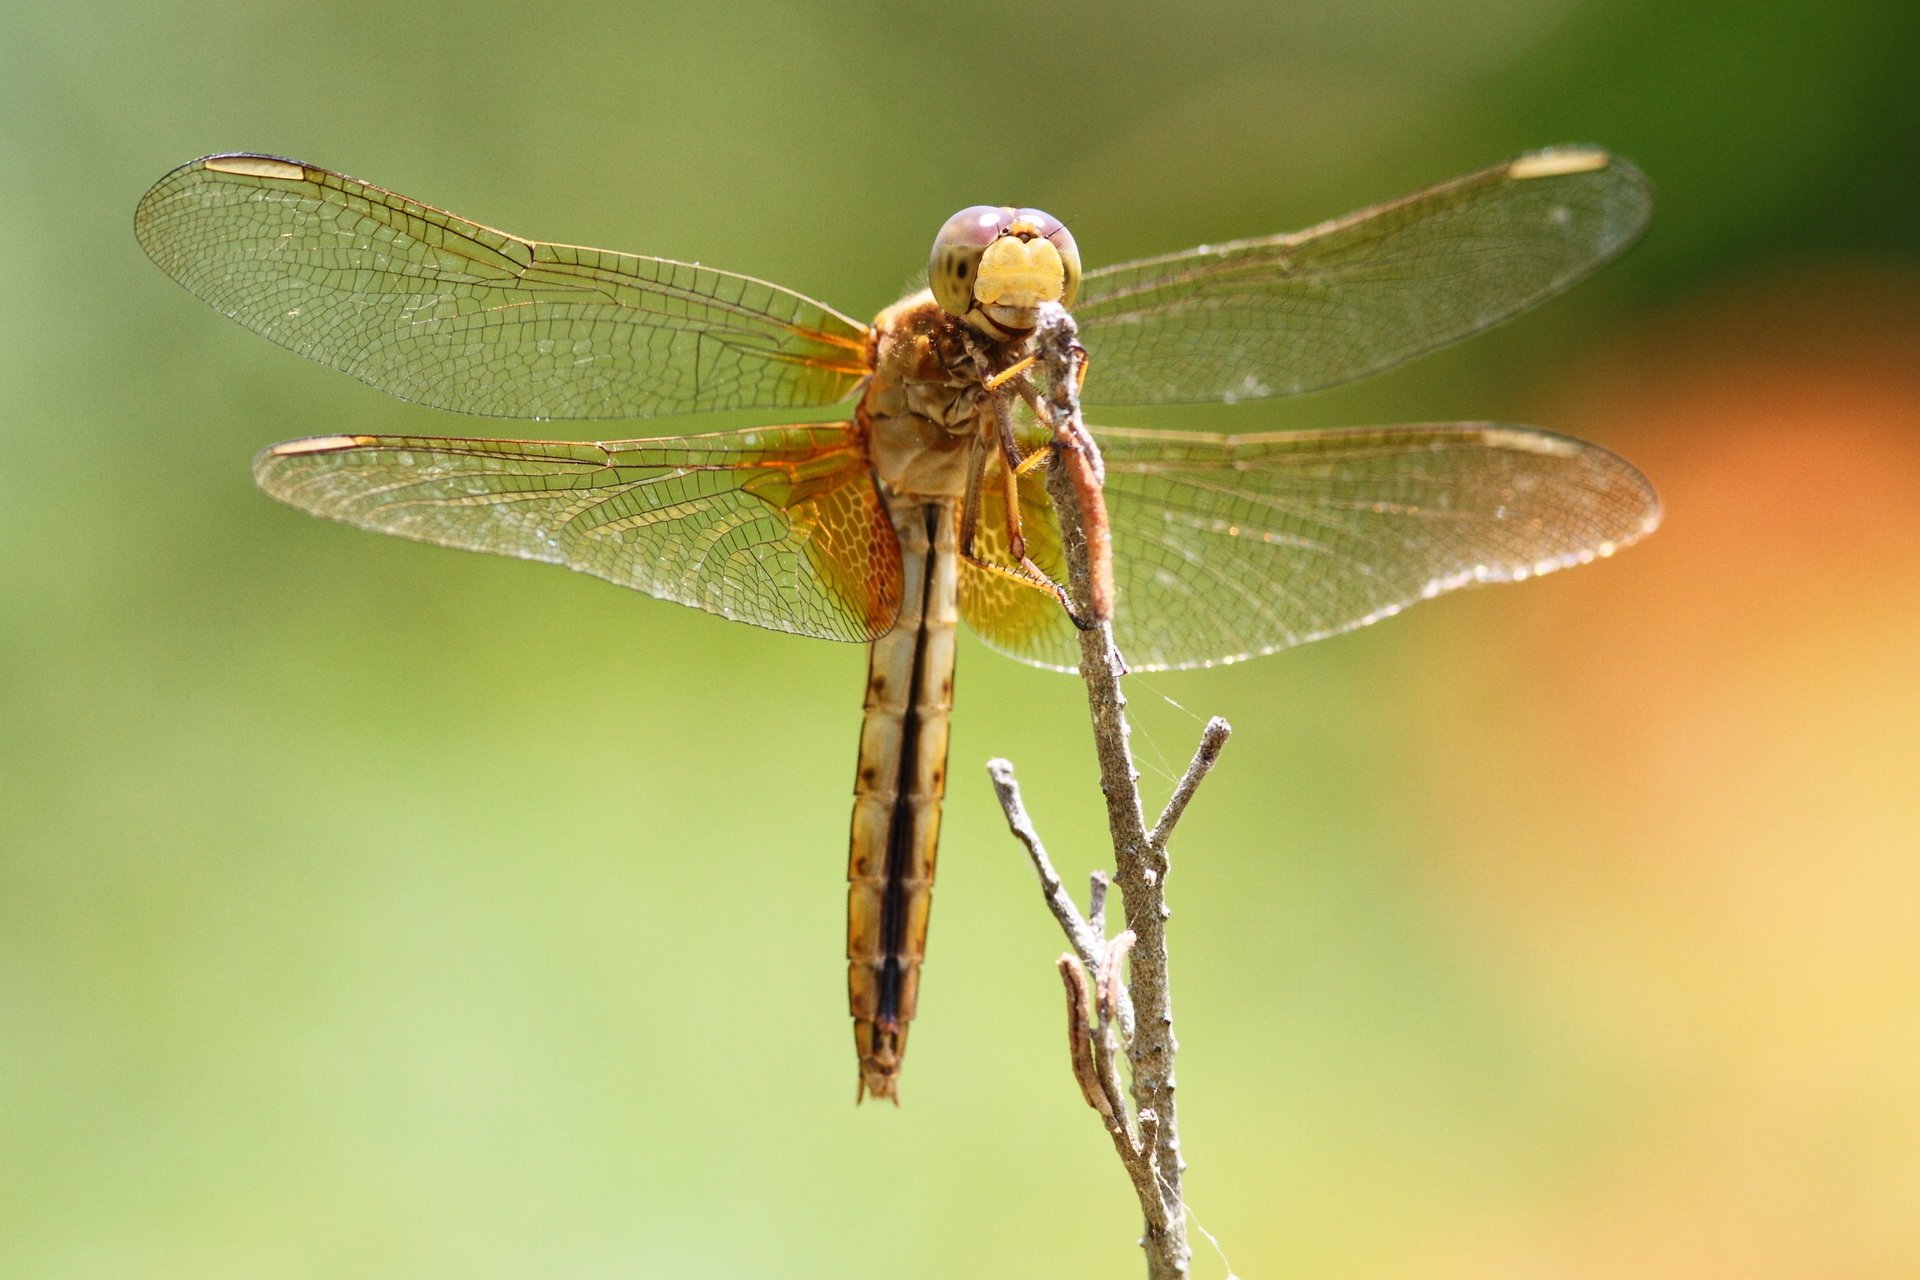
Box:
[985,305,1234,1280]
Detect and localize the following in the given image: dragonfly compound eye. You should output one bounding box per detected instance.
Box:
[930,205,1011,316]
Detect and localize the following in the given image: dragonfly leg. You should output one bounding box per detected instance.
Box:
[1008,331,1113,624]
[960,333,1099,629]
[996,375,1059,480]
[997,447,1030,564]
[1007,372,1052,425]
[977,396,1036,565]
[982,352,1038,391]
[957,435,988,559]
[959,544,1089,627]
[956,428,1089,627]
[955,431,1052,600]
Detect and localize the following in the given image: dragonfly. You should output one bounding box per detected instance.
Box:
[136,147,1659,1102]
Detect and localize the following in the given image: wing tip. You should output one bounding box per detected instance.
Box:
[136,153,313,265]
[252,435,370,498]
[1508,146,1653,212]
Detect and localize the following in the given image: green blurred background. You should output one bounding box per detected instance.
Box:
[5,0,1917,1275]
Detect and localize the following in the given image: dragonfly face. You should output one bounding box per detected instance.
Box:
[137,147,1659,1102]
[929,205,1081,336]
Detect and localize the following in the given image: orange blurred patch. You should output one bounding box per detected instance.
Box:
[1399,266,1920,1277]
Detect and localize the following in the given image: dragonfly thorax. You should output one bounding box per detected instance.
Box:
[929,205,1080,338]
[859,293,998,500]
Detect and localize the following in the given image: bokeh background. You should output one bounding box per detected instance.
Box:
[4,0,1917,1275]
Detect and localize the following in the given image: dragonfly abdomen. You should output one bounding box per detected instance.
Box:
[847,498,958,1102]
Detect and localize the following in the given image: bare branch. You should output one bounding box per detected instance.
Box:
[981,305,1244,1280]
[1035,309,1189,1245]
[1150,717,1234,856]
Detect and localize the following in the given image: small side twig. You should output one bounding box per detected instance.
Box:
[984,306,1235,1280]
[987,760,1111,977]
[1151,718,1232,856]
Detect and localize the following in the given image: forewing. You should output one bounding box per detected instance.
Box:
[1074,149,1651,404]
[255,424,902,642]
[963,424,1659,672]
[138,155,870,420]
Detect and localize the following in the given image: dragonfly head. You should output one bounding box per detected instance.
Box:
[930,205,1080,335]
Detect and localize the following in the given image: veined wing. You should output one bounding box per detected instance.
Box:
[137,155,870,420]
[1074,149,1651,405]
[960,424,1659,672]
[255,424,902,642]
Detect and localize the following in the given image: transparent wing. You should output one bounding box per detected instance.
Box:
[137,154,871,420]
[254,424,902,642]
[960,423,1660,672]
[1074,149,1652,405]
